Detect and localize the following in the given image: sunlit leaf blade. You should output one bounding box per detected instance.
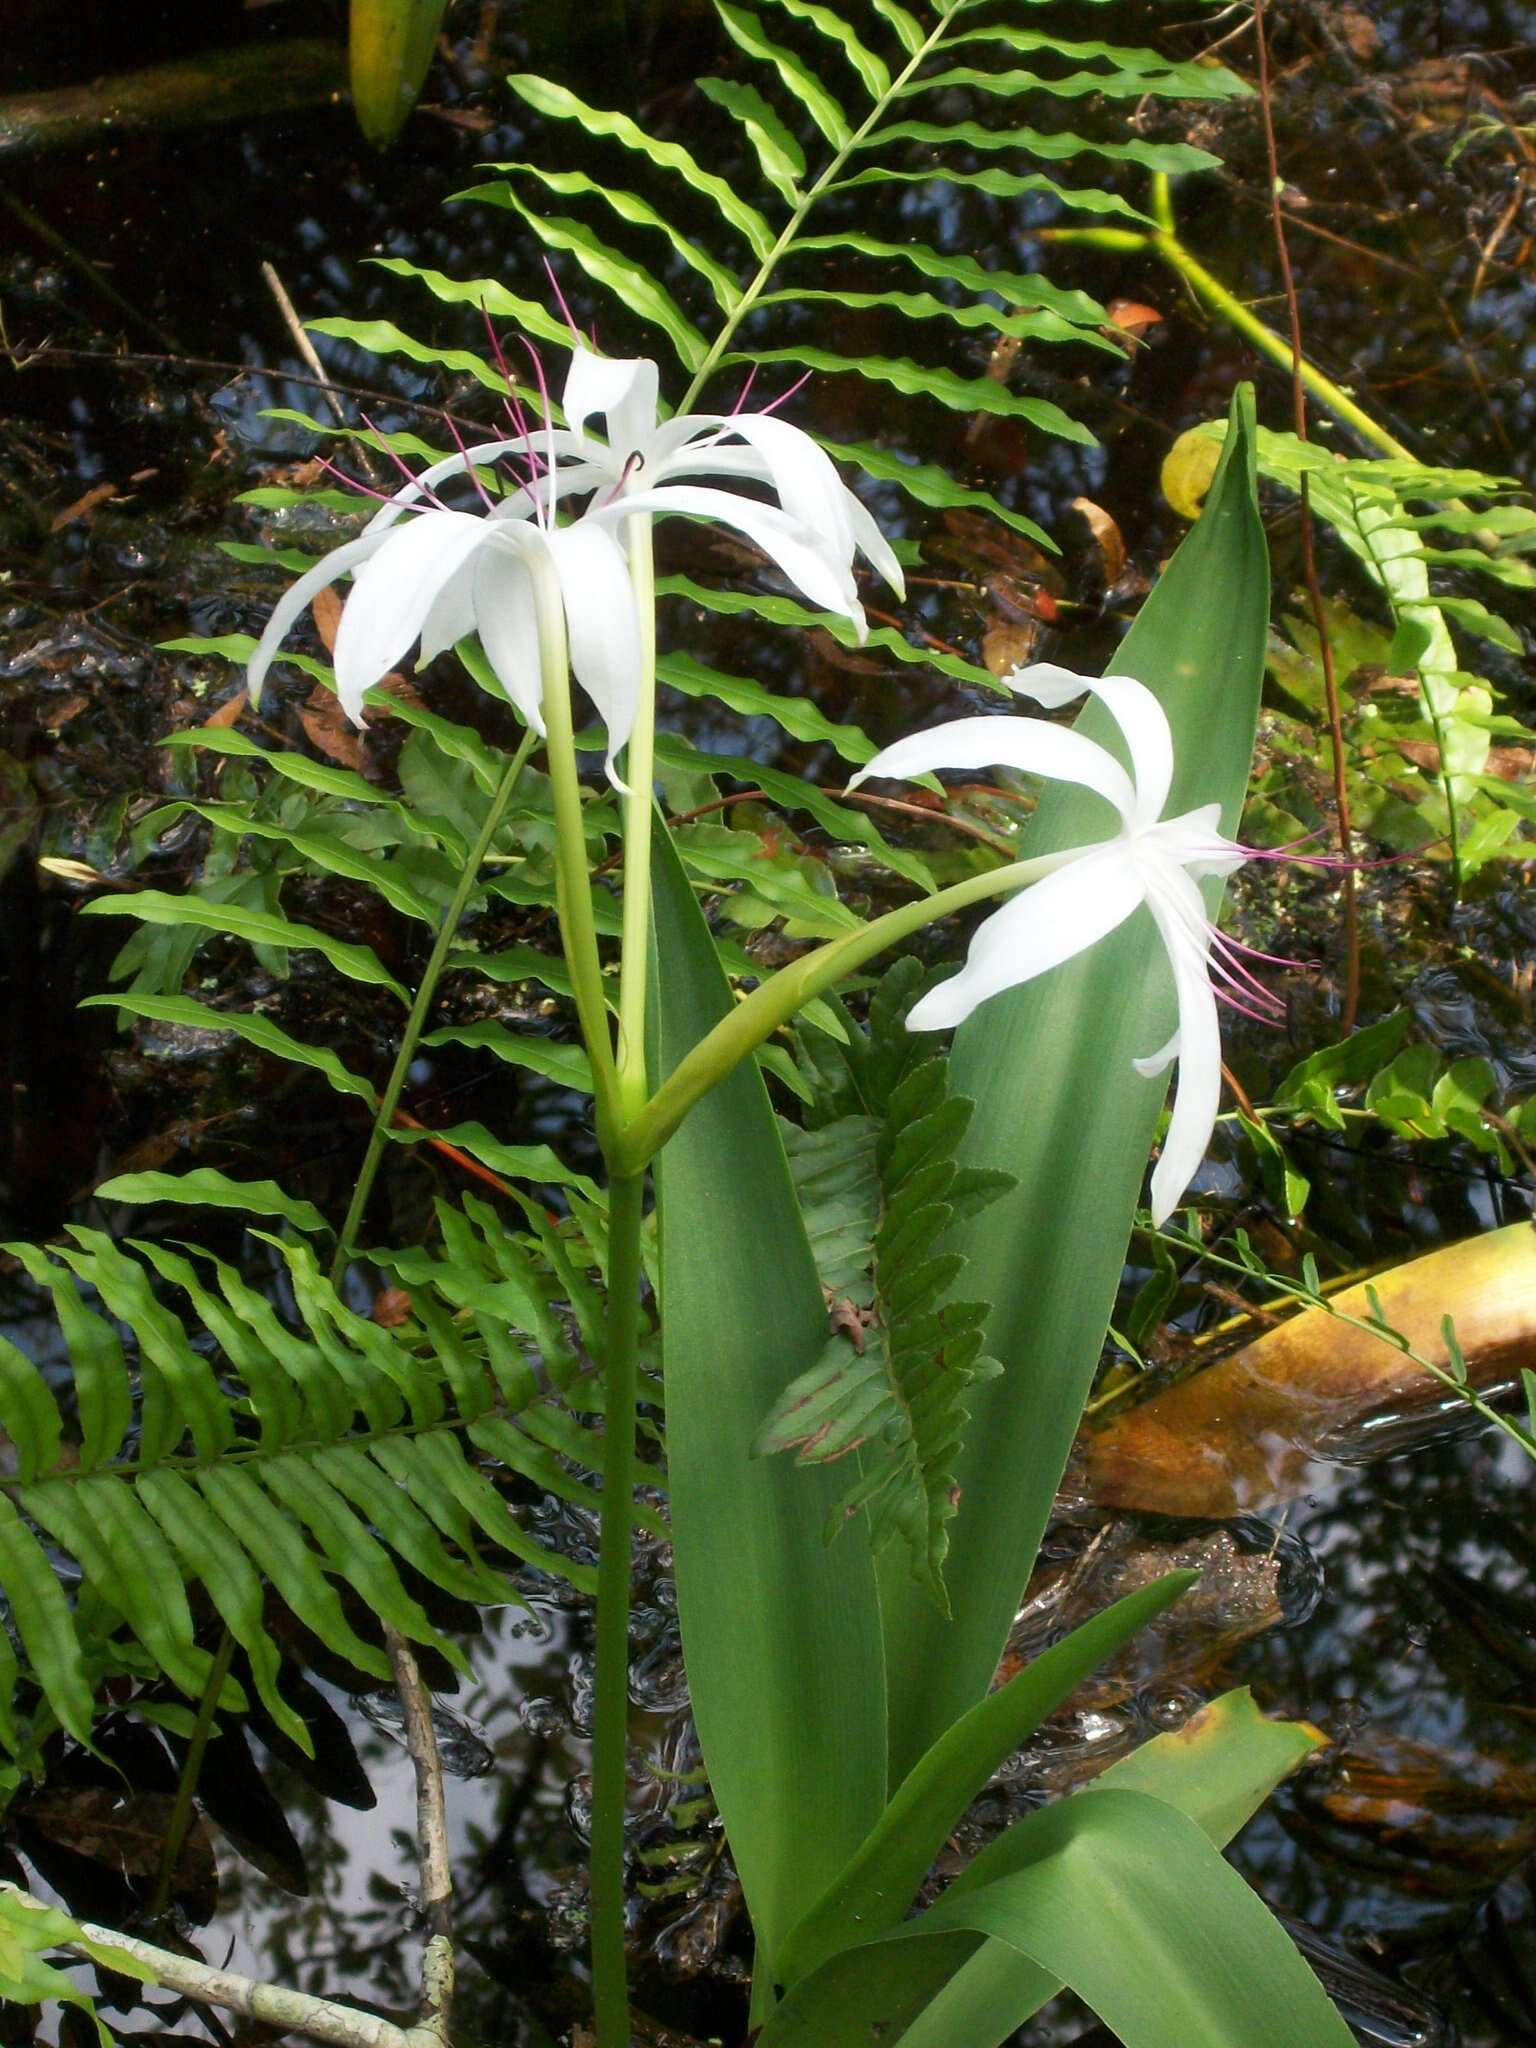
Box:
[82,993,377,1107]
[461,170,744,315]
[82,892,409,1002]
[506,73,775,257]
[877,388,1269,1782]
[649,818,887,1992]
[716,0,854,147]
[366,255,576,345]
[819,438,1057,552]
[658,650,876,760]
[791,230,1105,325]
[860,118,1222,174]
[92,1168,332,1235]
[696,77,806,206]
[0,1499,96,1749]
[725,348,1097,442]
[827,162,1156,220]
[761,0,891,97]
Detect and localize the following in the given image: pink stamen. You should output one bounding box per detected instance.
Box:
[755,368,814,418]
[441,410,498,513]
[360,415,453,511]
[479,304,544,456]
[519,338,559,530]
[315,454,410,508]
[542,257,583,343]
[1215,986,1285,1029]
[728,364,759,418]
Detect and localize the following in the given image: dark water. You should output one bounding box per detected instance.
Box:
[2,2,1535,2042]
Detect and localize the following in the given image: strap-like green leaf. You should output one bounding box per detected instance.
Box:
[507,73,775,257]
[759,285,1120,352]
[306,315,510,394]
[866,0,923,55]
[3,1246,131,1472]
[791,230,1104,325]
[364,255,576,345]
[92,1168,332,1235]
[658,649,875,760]
[0,1343,62,1486]
[861,117,1222,174]
[464,170,743,315]
[716,1,854,147]
[761,0,891,97]
[828,161,1155,221]
[905,60,1247,103]
[696,77,806,206]
[0,1498,95,1750]
[421,1021,594,1092]
[728,344,1096,440]
[84,891,408,1001]
[818,436,1055,552]
[82,994,376,1108]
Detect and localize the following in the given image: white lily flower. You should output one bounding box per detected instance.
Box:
[850,661,1254,1224]
[370,342,905,628]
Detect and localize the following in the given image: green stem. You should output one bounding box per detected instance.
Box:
[331,728,538,1283]
[615,516,658,1117]
[151,1627,236,1919]
[589,1169,645,2048]
[1047,198,1412,463]
[534,564,625,1151]
[613,847,1074,1175]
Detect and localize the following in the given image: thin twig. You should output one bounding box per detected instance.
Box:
[1253,0,1360,1033]
[386,1628,455,2044]
[261,261,348,426]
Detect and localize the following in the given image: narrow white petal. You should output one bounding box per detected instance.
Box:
[841,488,906,599]
[364,434,601,531]
[607,485,866,630]
[473,544,546,734]
[1142,869,1224,1224]
[333,512,490,722]
[1152,802,1246,879]
[563,348,659,461]
[547,522,643,785]
[1132,1029,1180,1078]
[1009,664,1174,828]
[247,532,390,704]
[416,557,479,668]
[907,846,1147,1031]
[849,714,1137,827]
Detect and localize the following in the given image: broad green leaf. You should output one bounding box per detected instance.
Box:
[696,77,805,205]
[421,1021,594,1091]
[507,73,775,256]
[462,170,743,314]
[726,347,1096,443]
[716,1,854,146]
[82,993,376,1107]
[777,1571,1195,1986]
[650,818,887,1998]
[92,1167,331,1235]
[877,389,1269,1782]
[82,892,409,1002]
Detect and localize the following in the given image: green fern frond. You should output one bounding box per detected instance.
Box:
[0,1198,628,1760]
[755,962,1013,1611]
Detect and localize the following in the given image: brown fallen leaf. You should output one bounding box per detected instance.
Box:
[23,1785,217,1917]
[310,584,343,653]
[1071,496,1128,588]
[982,619,1042,678]
[203,687,248,729]
[1103,298,1164,349]
[372,1286,413,1328]
[301,683,365,768]
[1079,1223,1536,1518]
[49,482,119,532]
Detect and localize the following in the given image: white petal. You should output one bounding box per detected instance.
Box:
[333,512,490,722]
[473,544,546,734]
[1132,1029,1179,1079]
[547,522,643,786]
[247,532,391,705]
[416,556,479,668]
[563,348,660,462]
[1009,664,1174,828]
[608,484,866,631]
[1141,868,1224,1224]
[1151,801,1246,880]
[364,434,601,531]
[849,714,1137,827]
[906,845,1147,1031]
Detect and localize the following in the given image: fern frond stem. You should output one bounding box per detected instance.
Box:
[616,515,659,1121]
[332,728,538,1282]
[51,1917,431,2048]
[589,1168,645,2048]
[387,1626,455,2042]
[613,848,1078,1174]
[150,1625,235,1920]
[676,8,953,412]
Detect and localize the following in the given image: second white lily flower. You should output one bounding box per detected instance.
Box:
[850,662,1251,1224]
